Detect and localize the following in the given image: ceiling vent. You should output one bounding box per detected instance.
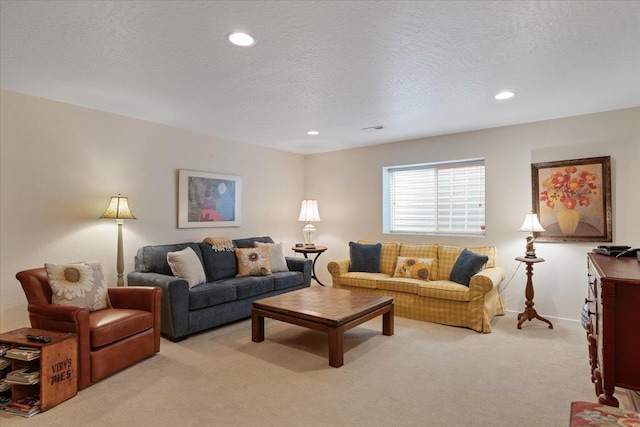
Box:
[362,125,384,131]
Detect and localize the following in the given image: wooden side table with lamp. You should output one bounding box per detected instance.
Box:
[516,212,553,329]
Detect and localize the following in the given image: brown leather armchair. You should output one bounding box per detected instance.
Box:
[16,267,162,390]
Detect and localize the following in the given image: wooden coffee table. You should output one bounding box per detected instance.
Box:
[252,287,394,367]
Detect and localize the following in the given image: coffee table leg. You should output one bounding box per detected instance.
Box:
[328,326,344,368]
[252,309,264,342]
[383,304,394,336]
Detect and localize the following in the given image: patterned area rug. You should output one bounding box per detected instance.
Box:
[570,401,640,426]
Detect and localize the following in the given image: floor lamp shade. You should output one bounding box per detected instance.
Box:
[298,200,320,246]
[101,195,136,286]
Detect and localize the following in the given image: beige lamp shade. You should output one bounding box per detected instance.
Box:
[100,195,136,221]
[518,212,545,233]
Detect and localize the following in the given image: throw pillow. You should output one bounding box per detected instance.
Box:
[393,256,433,281]
[348,242,382,273]
[236,246,272,277]
[45,261,110,311]
[254,241,288,272]
[167,246,206,288]
[449,248,489,287]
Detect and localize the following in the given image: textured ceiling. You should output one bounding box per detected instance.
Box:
[1,1,639,154]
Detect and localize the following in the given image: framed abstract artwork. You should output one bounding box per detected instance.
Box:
[531,156,611,242]
[178,169,242,228]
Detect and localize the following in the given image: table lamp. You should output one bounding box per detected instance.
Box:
[298,200,321,247]
[518,212,545,258]
[101,194,136,286]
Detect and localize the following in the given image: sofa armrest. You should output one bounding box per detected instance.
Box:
[285,256,312,287]
[127,271,189,341]
[469,266,506,295]
[327,258,350,284]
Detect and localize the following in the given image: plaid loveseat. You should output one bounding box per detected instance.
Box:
[327,241,506,333]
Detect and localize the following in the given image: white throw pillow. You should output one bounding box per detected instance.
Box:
[45,261,110,311]
[167,247,206,288]
[254,241,288,272]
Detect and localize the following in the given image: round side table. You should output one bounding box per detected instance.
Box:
[292,246,327,286]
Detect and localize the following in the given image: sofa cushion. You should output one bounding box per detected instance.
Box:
[167,246,207,288]
[449,248,489,287]
[199,243,238,281]
[236,246,272,277]
[378,278,422,295]
[417,280,471,302]
[271,271,303,290]
[359,240,399,276]
[349,242,382,273]
[254,241,288,272]
[338,272,388,289]
[137,243,203,276]
[188,282,237,311]
[393,256,433,281]
[218,276,275,299]
[45,261,110,312]
[89,308,153,348]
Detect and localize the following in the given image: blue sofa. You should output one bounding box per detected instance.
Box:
[127,237,312,341]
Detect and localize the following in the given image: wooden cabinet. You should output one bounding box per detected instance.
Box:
[586,253,640,407]
[0,328,77,414]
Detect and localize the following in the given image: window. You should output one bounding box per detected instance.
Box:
[383,159,485,236]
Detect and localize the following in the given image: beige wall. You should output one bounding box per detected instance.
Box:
[305,107,640,321]
[2,90,638,331]
[0,90,305,331]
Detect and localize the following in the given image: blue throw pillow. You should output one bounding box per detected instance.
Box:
[348,242,382,273]
[449,248,489,287]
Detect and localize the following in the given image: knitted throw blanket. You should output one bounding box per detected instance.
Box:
[203,237,235,252]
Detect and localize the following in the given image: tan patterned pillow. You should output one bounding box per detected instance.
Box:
[45,261,110,311]
[393,256,433,281]
[236,246,271,277]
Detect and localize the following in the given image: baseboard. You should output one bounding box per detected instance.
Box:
[624,388,640,411]
[503,309,582,325]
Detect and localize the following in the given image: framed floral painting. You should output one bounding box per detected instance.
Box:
[178,169,242,228]
[531,156,611,242]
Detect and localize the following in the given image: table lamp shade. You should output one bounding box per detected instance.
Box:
[518,212,545,233]
[298,200,321,222]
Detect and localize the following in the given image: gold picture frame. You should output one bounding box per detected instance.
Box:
[531,156,611,242]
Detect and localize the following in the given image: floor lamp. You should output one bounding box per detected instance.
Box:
[101,194,136,286]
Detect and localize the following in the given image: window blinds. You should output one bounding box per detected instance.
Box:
[387,160,485,235]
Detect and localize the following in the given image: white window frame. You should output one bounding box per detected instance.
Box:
[382,158,486,236]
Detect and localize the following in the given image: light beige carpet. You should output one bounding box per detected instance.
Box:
[1,313,613,426]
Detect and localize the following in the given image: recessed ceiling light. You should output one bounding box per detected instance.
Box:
[494,91,515,100]
[307,130,319,135]
[227,32,255,47]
